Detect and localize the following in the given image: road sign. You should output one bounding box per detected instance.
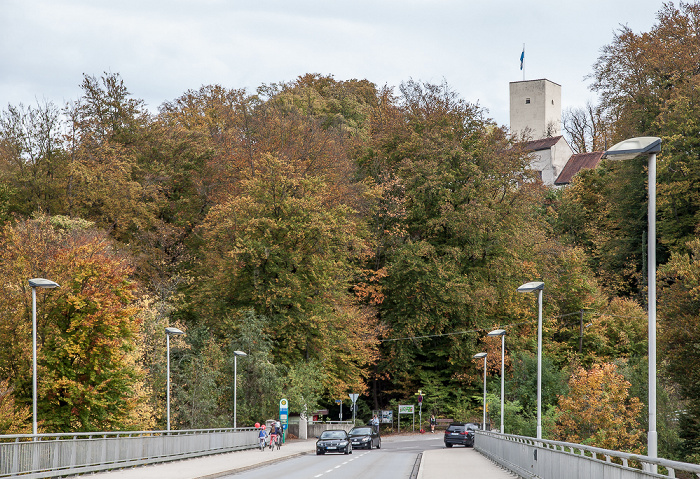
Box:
[349,393,359,403]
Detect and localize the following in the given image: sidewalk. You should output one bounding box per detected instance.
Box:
[417,448,517,479]
[85,439,317,479]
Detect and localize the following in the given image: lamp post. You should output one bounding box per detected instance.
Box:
[487,329,506,433]
[517,281,544,439]
[233,350,247,429]
[165,326,184,432]
[603,136,661,462]
[28,278,60,437]
[473,352,487,431]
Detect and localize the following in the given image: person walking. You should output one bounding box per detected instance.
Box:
[430,414,437,433]
[371,414,379,433]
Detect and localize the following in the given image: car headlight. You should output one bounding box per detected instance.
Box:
[339,441,348,446]
[361,437,371,442]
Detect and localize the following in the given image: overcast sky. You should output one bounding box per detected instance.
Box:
[2,0,666,127]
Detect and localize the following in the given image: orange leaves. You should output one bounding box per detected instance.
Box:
[556,362,643,452]
[0,215,147,432]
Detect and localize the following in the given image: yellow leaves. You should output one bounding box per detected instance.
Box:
[556,362,643,452]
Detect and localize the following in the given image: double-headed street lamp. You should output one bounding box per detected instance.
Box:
[165,326,185,432]
[233,350,247,429]
[29,278,60,437]
[517,281,544,439]
[473,352,487,431]
[487,329,506,434]
[603,136,661,462]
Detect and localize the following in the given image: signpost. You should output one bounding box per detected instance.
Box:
[279,398,288,443]
[416,390,424,432]
[336,399,343,422]
[349,393,359,425]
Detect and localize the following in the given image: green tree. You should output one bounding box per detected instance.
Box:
[368,80,547,398]
[658,238,700,460]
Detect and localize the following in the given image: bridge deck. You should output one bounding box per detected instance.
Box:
[418,448,517,479]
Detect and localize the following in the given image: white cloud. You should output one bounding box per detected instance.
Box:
[1,0,663,123]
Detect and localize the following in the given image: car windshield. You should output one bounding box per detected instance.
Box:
[320,431,346,440]
[446,425,465,432]
[350,427,372,435]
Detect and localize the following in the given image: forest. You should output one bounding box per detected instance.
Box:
[1,1,700,465]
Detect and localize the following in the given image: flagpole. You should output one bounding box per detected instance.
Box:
[522,43,525,81]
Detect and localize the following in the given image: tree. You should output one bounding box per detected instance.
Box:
[556,362,643,452]
[562,101,612,154]
[0,378,31,434]
[0,215,149,432]
[658,238,700,460]
[368,80,548,398]
[0,101,67,217]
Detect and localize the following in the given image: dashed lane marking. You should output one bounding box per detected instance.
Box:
[312,452,369,477]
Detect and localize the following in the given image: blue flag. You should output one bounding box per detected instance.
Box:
[520,50,524,70]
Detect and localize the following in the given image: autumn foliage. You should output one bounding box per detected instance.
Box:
[3,5,700,460]
[556,363,643,452]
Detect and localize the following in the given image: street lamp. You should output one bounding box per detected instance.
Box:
[473,352,487,431]
[517,281,544,439]
[28,278,59,437]
[603,136,661,462]
[233,350,247,429]
[487,329,506,434]
[165,326,184,432]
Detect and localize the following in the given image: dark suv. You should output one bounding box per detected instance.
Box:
[444,422,476,447]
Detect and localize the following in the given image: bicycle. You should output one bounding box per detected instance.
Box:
[259,434,267,451]
[269,433,277,451]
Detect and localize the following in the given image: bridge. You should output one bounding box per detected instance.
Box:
[2,428,700,478]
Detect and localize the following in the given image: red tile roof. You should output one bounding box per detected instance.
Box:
[555,151,605,185]
[523,136,564,151]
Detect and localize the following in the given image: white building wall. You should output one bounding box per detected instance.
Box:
[535,138,573,186]
[509,79,562,139]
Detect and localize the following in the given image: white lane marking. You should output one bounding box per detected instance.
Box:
[313,451,371,477]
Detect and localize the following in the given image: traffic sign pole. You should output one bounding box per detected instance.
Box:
[348,393,359,425]
[279,398,288,443]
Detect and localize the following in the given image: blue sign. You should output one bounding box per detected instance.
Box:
[280,398,289,431]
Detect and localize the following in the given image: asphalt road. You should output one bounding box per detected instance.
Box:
[221,433,444,479]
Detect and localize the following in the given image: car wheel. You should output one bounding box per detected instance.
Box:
[344,445,350,455]
[317,450,323,455]
[377,439,381,449]
[445,443,453,448]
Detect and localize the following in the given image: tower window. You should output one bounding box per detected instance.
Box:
[525,98,531,104]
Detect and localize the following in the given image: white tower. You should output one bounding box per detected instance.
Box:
[509,79,562,139]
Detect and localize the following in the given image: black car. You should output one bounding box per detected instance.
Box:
[316,429,353,455]
[443,422,477,447]
[348,426,381,450]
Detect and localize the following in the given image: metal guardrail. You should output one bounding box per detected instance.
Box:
[475,430,700,479]
[0,428,259,479]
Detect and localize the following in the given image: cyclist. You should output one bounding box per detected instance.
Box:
[275,420,282,448]
[269,426,278,451]
[258,425,267,451]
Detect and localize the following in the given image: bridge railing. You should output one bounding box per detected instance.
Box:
[0,428,258,479]
[475,430,700,479]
